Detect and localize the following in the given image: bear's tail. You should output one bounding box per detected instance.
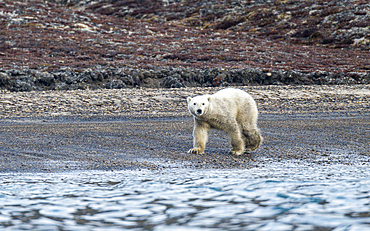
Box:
[242,129,263,152]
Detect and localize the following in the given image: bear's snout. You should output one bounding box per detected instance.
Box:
[196,109,202,114]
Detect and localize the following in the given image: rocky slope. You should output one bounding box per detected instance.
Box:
[66,0,370,50]
[0,0,369,91]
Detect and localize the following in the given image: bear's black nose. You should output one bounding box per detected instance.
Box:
[197,109,202,114]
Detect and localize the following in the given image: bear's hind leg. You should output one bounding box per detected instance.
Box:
[226,127,245,156]
[242,129,263,153]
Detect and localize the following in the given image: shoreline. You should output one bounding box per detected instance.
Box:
[1,85,369,119]
[1,85,369,173]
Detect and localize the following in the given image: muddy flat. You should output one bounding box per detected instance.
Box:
[0,85,369,172]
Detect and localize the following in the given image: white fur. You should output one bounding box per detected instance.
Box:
[187,88,263,155]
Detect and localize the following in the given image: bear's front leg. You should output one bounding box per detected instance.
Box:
[188,121,209,154]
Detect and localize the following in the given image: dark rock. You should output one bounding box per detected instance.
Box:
[12,80,33,92]
[0,67,368,92]
[54,71,77,85]
[0,72,10,87]
[55,82,69,91]
[106,79,126,89]
[162,74,184,88]
[115,69,135,86]
[33,71,55,86]
[78,69,95,83]
[8,70,27,77]
[214,15,245,30]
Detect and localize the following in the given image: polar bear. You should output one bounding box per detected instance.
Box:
[187,88,262,155]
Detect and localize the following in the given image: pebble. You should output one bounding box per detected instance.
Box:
[0,85,369,118]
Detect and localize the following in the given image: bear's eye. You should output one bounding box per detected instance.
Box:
[193,103,196,105]
[202,103,205,105]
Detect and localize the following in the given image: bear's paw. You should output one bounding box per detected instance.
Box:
[229,150,244,156]
[188,148,204,154]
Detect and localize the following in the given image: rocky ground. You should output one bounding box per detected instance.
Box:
[1,85,369,118]
[1,1,369,91]
[0,85,369,172]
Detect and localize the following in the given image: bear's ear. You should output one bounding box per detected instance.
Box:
[187,97,192,103]
[207,96,211,102]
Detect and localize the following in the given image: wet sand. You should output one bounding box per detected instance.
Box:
[0,85,369,172]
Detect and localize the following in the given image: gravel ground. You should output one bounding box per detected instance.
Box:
[1,85,369,118]
[0,85,369,172]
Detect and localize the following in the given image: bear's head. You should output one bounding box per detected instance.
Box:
[187,95,211,117]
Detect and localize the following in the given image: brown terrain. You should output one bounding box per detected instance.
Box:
[0,1,369,172]
[0,0,369,91]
